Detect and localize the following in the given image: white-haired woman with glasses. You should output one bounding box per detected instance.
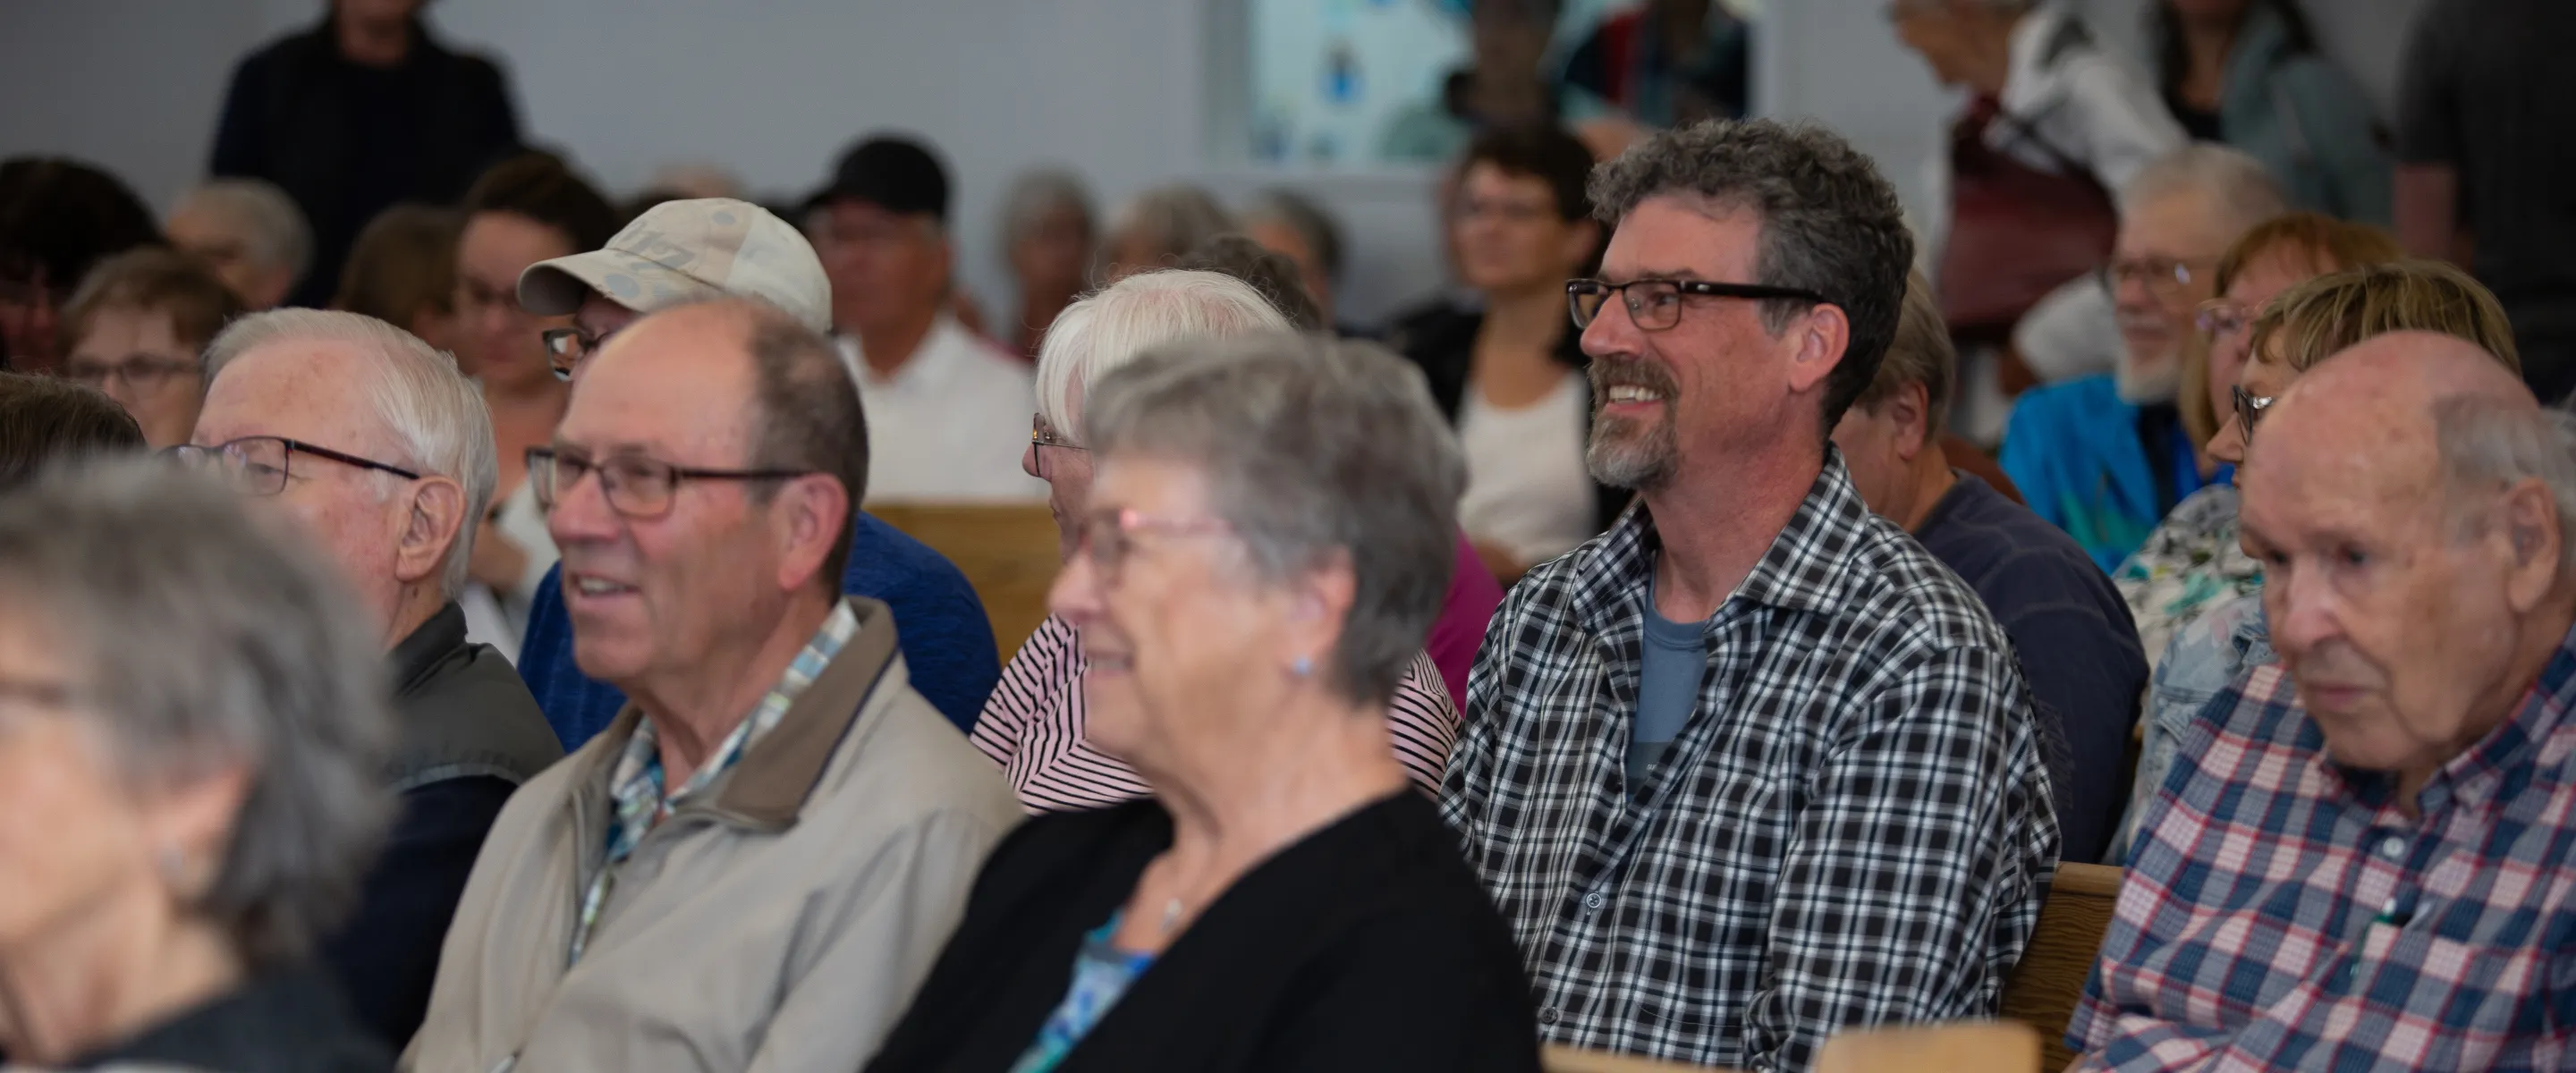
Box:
[0,461,394,1069]
[865,334,1540,1073]
[972,270,1462,814]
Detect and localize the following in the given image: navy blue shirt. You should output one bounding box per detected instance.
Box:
[517,511,1002,748]
[1914,474,2146,864]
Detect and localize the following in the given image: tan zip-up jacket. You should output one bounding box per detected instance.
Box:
[402,598,1020,1072]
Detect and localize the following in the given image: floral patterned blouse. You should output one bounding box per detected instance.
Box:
[2113,484,2265,672]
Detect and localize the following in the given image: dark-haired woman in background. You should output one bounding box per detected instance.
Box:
[1387,124,1616,584]
[451,152,617,660]
[2151,0,2390,224]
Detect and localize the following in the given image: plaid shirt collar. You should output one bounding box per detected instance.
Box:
[2318,621,2576,817]
[1570,451,1873,634]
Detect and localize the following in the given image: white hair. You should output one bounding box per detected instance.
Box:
[177,179,314,283]
[1033,269,1293,440]
[2436,396,2576,576]
[2117,144,2292,236]
[204,310,498,598]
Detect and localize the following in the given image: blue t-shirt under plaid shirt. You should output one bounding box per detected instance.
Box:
[565,600,858,966]
[1009,912,1155,1073]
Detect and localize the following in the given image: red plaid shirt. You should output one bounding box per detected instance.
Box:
[2070,633,2576,1070]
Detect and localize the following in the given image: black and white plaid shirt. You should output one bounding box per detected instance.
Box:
[1441,455,2060,1072]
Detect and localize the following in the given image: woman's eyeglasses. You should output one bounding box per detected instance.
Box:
[2233,385,2275,448]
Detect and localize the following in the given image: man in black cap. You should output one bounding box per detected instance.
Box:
[805,135,1041,503]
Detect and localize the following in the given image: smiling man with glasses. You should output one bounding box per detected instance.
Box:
[1441,119,2058,1070]
[183,308,564,1049]
[405,298,1016,1073]
[2000,145,2288,571]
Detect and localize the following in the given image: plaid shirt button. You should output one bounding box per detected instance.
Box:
[1582,891,1606,911]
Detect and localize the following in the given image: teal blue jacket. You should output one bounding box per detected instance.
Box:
[2001,375,2223,573]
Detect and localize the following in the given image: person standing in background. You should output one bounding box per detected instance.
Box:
[2148,0,2390,224]
[2394,0,2576,404]
[1886,0,2186,441]
[1561,0,1751,128]
[209,0,521,308]
[448,154,618,661]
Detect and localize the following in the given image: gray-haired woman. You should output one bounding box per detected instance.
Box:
[866,334,1539,1073]
[0,461,394,1070]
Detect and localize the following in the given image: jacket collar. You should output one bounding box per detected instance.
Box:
[388,601,470,696]
[582,597,904,829]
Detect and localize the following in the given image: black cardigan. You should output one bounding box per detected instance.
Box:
[1384,299,1631,536]
[208,16,522,307]
[862,792,1541,1073]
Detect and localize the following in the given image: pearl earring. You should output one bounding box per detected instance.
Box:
[1292,655,1314,678]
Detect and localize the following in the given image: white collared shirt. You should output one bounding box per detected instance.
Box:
[837,317,1047,503]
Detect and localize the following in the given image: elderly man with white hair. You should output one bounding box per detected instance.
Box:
[2072,331,2576,1070]
[973,268,1464,813]
[2001,144,2290,570]
[180,309,564,1048]
[166,178,314,310]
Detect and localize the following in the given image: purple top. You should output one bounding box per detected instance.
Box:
[1430,531,1504,708]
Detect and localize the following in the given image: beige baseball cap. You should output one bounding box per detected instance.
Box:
[517,198,831,334]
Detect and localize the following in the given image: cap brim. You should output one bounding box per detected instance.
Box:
[517,249,723,317]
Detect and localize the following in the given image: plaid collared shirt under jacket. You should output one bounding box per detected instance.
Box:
[1441,455,2061,1072]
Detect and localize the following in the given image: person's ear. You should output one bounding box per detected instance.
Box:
[771,474,851,594]
[1889,381,1933,460]
[1283,548,1357,680]
[2499,478,2563,613]
[1784,304,1852,399]
[394,476,467,587]
[143,760,252,903]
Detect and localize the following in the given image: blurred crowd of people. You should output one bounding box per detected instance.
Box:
[4,0,2576,1071]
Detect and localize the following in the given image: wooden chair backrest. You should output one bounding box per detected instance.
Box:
[866,503,1062,656]
[1542,1045,1740,1073]
[1999,861,2124,1072]
[1542,1020,2041,1073]
[1816,1022,2040,1073]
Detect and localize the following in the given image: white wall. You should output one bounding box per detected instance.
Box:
[0,0,2429,328]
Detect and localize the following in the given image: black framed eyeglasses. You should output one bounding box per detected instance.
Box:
[528,446,818,520]
[168,435,422,497]
[540,327,605,382]
[2233,385,2275,447]
[1566,278,1834,333]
